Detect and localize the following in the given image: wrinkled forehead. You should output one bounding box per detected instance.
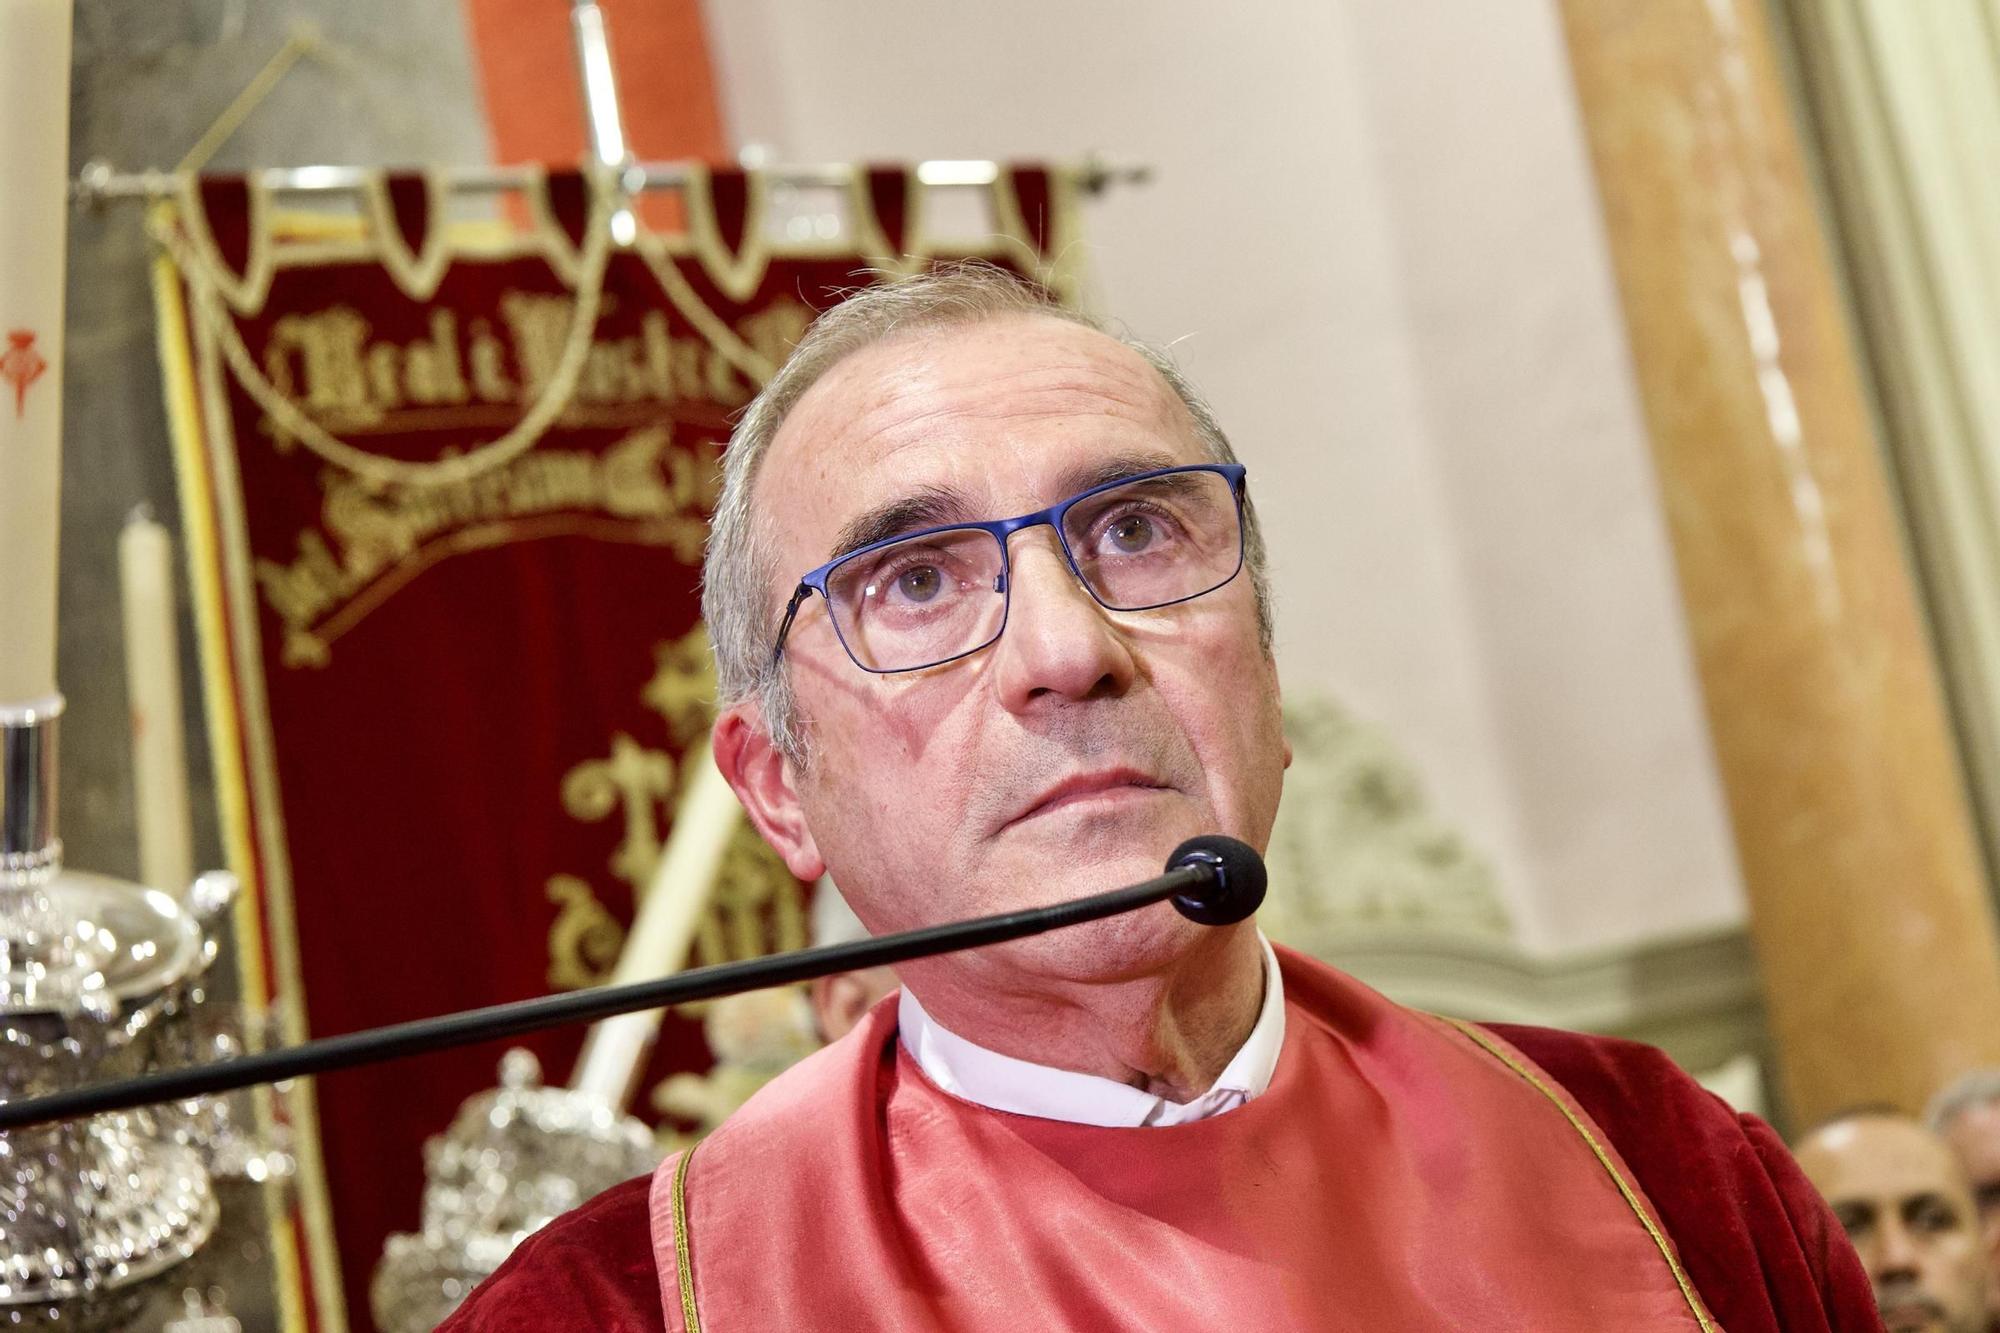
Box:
[754,314,1208,573]
[1804,1117,1975,1203]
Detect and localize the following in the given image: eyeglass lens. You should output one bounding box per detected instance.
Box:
[823,468,1242,672]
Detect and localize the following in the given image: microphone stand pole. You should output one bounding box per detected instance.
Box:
[0,860,1222,1132]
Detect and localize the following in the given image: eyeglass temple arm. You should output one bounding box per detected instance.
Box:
[770,584,814,665]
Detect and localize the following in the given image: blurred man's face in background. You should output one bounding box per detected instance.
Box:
[1938,1098,2000,1323]
[809,967,898,1043]
[1797,1113,1991,1333]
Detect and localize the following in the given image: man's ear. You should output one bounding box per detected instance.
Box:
[712,703,826,882]
[1268,653,1293,770]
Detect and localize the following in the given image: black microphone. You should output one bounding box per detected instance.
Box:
[0,836,1266,1131]
[1165,833,1266,925]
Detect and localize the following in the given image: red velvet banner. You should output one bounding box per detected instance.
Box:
[154,165,1076,1332]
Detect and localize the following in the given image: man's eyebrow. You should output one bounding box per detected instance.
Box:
[1901,1191,1963,1219]
[829,485,979,561]
[1053,450,1190,499]
[825,451,1195,563]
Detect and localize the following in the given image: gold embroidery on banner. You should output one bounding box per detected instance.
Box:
[542,626,808,994]
[738,303,812,377]
[672,1147,703,1332]
[175,173,279,315]
[155,185,616,490]
[165,167,1079,281]
[564,735,679,891]
[678,165,773,304]
[631,241,792,390]
[360,171,453,304]
[981,173,1054,280]
[544,875,627,992]
[847,169,920,277]
[521,169,586,290]
[254,299,766,444]
[1440,1017,1719,1332]
[645,626,718,744]
[252,426,719,665]
[262,307,474,445]
[697,825,809,967]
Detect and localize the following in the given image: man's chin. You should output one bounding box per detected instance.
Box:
[994,798,1210,881]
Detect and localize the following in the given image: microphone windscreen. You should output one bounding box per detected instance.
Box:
[1165,835,1267,926]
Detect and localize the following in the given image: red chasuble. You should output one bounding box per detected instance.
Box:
[444,946,1882,1332]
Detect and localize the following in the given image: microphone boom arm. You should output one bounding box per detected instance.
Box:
[0,850,1255,1132]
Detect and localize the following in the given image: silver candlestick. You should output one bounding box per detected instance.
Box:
[0,695,218,1307]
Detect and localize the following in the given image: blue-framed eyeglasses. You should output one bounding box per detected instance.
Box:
[770,463,1249,675]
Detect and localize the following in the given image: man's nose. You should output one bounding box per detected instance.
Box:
[1871,1217,1921,1283]
[989,531,1136,711]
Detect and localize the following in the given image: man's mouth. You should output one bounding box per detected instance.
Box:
[1875,1296,1945,1332]
[1006,769,1170,828]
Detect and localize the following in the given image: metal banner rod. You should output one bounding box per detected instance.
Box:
[71,157,1152,206]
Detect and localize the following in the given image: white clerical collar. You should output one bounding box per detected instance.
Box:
[896,932,1286,1128]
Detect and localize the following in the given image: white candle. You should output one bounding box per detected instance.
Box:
[121,508,192,898]
[0,0,73,706]
[570,739,742,1108]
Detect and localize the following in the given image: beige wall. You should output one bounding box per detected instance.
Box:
[703,0,1747,953]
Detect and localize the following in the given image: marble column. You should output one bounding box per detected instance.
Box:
[1554,0,2000,1124]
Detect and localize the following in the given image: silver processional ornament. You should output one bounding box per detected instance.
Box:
[371,1047,660,1333]
[0,697,228,1313]
[153,874,299,1194]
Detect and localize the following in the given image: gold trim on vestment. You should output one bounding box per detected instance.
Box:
[1441,1017,1719,1332]
[671,1148,703,1332]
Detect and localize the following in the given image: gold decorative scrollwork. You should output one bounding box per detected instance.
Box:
[644,625,717,743]
[561,733,677,891]
[544,625,805,997]
[545,874,625,991]
[690,823,807,971]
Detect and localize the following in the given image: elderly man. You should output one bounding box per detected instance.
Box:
[446,266,1874,1330]
[1797,1109,1991,1333]
[1931,1073,2000,1327]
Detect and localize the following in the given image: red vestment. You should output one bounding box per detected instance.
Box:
[444,948,1881,1331]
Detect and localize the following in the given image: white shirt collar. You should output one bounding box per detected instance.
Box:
[896,933,1286,1128]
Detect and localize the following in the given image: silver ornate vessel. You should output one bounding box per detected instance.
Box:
[371,1048,660,1332]
[0,697,219,1307]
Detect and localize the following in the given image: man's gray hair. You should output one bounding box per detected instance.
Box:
[701,262,1272,761]
[1926,1068,2000,1133]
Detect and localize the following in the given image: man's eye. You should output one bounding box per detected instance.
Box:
[1108,514,1155,553]
[1910,1200,1962,1234]
[1095,507,1181,556]
[894,565,943,603]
